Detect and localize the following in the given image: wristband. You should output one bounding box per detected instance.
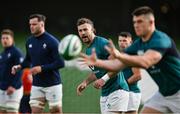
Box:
[101,74,110,82]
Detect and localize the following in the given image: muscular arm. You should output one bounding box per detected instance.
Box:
[127,67,141,84]
[95,59,126,72]
[117,50,162,69]
[94,49,162,72]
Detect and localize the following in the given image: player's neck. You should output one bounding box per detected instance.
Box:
[142,27,155,42]
[34,29,45,37]
[87,34,96,47]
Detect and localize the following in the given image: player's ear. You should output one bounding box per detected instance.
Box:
[149,19,154,25]
[40,21,44,27]
[93,28,96,34]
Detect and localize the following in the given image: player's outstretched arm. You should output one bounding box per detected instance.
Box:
[79,49,126,72]
[115,50,162,69]
[105,39,162,69]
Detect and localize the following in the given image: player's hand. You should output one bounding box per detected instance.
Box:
[105,39,121,59]
[11,65,22,75]
[93,79,105,89]
[30,66,42,76]
[6,86,16,95]
[77,81,87,96]
[79,48,97,66]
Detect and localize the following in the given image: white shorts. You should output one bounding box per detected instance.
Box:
[127,92,141,111]
[100,89,129,114]
[30,84,63,107]
[144,90,180,113]
[0,87,23,111]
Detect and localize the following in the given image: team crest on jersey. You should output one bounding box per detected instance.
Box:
[43,43,47,49]
[137,50,144,55]
[7,53,11,58]
[29,44,32,48]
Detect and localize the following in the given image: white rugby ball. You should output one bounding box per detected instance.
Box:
[58,34,82,60]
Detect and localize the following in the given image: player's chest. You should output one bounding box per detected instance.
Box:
[86,47,106,59]
[0,51,13,64]
[27,41,50,55]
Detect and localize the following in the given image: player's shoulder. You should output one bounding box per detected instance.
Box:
[44,32,60,45]
[11,45,22,54]
[151,30,172,48]
[95,36,109,45]
[26,35,33,44]
[96,36,108,41]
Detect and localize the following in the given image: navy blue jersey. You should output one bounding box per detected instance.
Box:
[21,32,65,87]
[0,45,23,90]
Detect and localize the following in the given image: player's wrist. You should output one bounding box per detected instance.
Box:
[101,74,110,83]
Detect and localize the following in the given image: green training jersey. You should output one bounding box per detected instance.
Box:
[125,30,180,96]
[86,36,129,96]
[123,68,140,93]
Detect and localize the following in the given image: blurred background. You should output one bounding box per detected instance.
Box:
[0,0,179,113]
[1,0,180,39]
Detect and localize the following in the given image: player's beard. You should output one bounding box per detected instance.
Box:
[32,29,43,37]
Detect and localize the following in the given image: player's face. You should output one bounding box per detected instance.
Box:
[118,36,132,50]
[1,34,14,48]
[133,15,151,37]
[78,23,94,44]
[29,18,44,36]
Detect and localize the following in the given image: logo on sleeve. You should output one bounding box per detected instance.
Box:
[43,43,47,49]
[29,44,32,48]
[20,57,24,63]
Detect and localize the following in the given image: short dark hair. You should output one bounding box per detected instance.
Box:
[118,32,132,38]
[1,29,14,38]
[77,18,96,33]
[132,6,154,16]
[77,18,94,27]
[29,14,46,22]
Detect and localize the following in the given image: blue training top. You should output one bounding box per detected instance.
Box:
[21,32,65,87]
[0,45,23,90]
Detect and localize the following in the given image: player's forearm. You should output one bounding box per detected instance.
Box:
[20,56,31,69]
[127,75,141,84]
[117,53,150,69]
[85,73,97,85]
[107,71,118,78]
[95,59,126,72]
[128,67,141,84]
[41,59,65,72]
